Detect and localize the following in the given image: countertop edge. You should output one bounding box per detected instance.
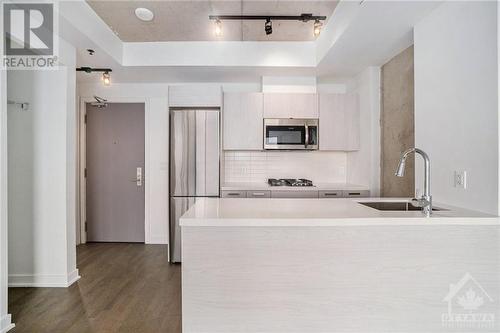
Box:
[221,182,370,191]
[180,217,500,227]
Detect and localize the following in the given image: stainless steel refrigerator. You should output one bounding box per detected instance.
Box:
[169,109,220,263]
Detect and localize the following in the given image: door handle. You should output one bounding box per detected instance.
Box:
[130,167,143,186]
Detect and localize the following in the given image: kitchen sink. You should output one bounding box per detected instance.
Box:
[359,201,446,211]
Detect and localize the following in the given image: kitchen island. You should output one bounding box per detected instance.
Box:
[180,198,500,332]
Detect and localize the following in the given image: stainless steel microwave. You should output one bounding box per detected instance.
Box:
[263,118,319,150]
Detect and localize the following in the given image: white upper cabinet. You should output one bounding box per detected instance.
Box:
[169,85,222,107]
[223,93,263,150]
[319,93,360,151]
[263,93,318,119]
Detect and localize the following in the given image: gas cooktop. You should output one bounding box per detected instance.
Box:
[268,178,314,187]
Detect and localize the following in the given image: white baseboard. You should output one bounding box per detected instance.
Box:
[147,235,168,244]
[0,314,14,333]
[67,269,81,287]
[9,269,80,288]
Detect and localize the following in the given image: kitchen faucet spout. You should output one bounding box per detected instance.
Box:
[395,148,432,216]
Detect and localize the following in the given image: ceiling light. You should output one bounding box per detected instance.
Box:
[76,67,113,86]
[135,7,154,22]
[313,19,323,37]
[102,72,111,86]
[214,19,222,37]
[265,19,272,35]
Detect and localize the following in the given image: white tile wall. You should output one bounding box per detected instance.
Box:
[224,151,347,183]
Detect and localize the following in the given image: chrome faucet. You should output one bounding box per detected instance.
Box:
[395,148,432,216]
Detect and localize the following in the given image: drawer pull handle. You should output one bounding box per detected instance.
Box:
[324,193,338,196]
[227,193,241,196]
[349,192,361,196]
[251,193,266,196]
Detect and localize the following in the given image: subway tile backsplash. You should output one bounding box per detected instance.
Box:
[223,151,347,184]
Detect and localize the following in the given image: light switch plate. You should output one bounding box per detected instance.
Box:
[454,171,467,189]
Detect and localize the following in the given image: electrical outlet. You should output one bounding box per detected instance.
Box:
[454,171,467,189]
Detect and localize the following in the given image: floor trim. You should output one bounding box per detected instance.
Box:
[9,269,80,288]
[67,269,81,287]
[0,314,14,333]
[147,235,168,244]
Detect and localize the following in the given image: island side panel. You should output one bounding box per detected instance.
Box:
[181,225,500,333]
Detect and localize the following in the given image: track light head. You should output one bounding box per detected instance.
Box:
[214,19,222,37]
[265,19,272,35]
[313,19,323,37]
[102,71,111,86]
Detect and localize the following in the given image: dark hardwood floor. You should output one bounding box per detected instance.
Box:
[8,243,181,333]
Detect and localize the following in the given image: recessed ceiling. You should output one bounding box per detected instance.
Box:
[86,0,338,42]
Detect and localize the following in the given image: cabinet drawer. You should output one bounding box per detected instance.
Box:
[221,190,247,198]
[342,190,370,198]
[246,190,271,198]
[319,190,343,198]
[271,191,319,198]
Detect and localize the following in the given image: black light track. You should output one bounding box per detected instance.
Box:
[209,13,326,22]
[76,67,112,73]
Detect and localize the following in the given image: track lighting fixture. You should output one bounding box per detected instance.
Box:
[209,13,326,37]
[214,19,222,37]
[313,19,323,37]
[265,19,272,35]
[102,71,111,86]
[76,67,113,86]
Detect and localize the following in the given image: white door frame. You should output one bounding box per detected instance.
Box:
[78,96,151,244]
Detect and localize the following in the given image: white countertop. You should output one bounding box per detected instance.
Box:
[221,182,369,191]
[180,197,499,226]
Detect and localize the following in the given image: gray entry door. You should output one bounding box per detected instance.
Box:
[86,102,145,242]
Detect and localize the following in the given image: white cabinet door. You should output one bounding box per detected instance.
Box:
[169,85,222,107]
[223,93,263,150]
[263,93,318,119]
[319,93,360,151]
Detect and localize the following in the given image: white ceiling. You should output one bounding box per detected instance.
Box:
[86,0,338,42]
[317,0,442,79]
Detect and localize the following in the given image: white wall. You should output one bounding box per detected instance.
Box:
[122,41,316,67]
[345,67,381,195]
[414,1,498,215]
[64,40,78,281]
[7,40,79,287]
[1,69,14,332]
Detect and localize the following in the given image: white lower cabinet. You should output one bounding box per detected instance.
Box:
[222,189,369,198]
[246,190,271,198]
[342,190,370,198]
[221,190,247,198]
[271,191,319,198]
[318,190,343,198]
